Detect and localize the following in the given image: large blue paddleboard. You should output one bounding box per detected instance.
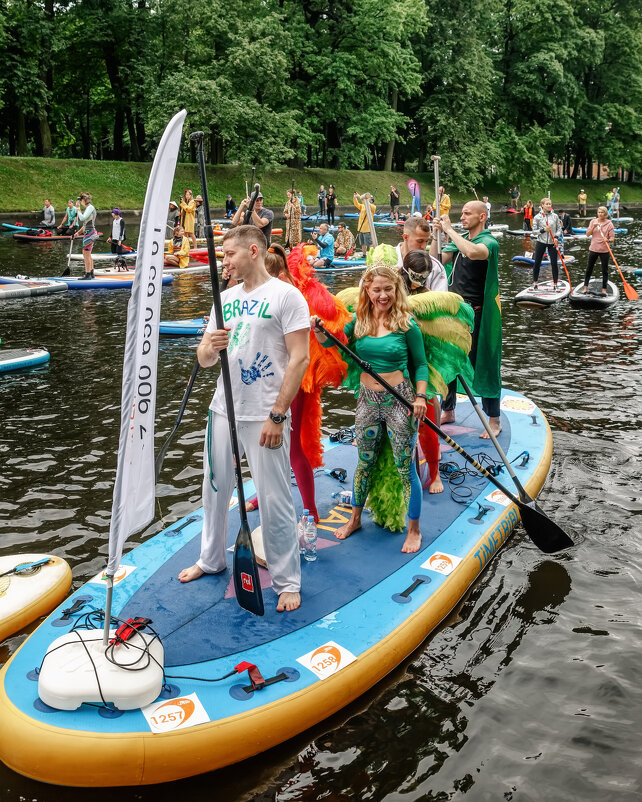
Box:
[46,275,174,289]
[572,226,627,234]
[512,254,576,266]
[159,317,207,336]
[0,388,554,787]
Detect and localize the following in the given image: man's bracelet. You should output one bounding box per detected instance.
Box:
[415,393,428,401]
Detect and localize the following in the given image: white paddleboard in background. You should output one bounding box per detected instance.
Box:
[0,554,72,641]
[514,279,571,308]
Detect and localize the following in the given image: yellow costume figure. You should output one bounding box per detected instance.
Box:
[167,235,191,269]
[180,198,196,234]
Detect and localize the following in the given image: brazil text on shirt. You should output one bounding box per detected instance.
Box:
[223,298,272,323]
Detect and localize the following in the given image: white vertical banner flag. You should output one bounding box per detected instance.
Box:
[107,109,187,575]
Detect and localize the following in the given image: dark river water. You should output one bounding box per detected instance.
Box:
[1,210,641,801]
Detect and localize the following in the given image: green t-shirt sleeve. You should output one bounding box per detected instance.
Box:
[442,240,459,253]
[406,319,429,383]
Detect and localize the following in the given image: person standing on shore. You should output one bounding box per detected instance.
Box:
[431,201,502,438]
[75,192,98,280]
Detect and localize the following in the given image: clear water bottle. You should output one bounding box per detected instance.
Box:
[298,509,309,554]
[303,515,317,562]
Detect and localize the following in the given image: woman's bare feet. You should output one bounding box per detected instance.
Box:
[334,513,362,540]
[277,592,301,612]
[178,564,204,583]
[429,474,444,494]
[440,410,456,425]
[480,416,502,439]
[401,528,422,553]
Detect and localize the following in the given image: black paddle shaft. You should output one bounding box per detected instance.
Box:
[314,321,574,554]
[190,131,264,615]
[190,132,250,517]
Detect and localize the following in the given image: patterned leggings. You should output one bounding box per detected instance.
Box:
[353,381,421,520]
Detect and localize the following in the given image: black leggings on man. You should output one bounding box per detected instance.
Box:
[442,306,500,419]
[532,241,558,284]
[584,250,610,290]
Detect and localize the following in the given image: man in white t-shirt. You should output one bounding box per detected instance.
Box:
[178,226,310,613]
[394,216,448,291]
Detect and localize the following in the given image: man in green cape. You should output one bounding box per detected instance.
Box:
[430,200,502,437]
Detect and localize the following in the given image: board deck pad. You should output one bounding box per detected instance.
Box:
[118,404,512,666]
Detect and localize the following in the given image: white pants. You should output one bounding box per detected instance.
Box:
[198,411,301,595]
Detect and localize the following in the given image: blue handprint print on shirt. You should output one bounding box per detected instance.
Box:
[239,352,275,385]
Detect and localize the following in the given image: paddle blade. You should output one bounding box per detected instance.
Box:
[233,521,264,616]
[622,278,639,301]
[60,267,71,277]
[519,500,574,554]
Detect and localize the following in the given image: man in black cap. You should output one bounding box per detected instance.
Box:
[232,192,274,245]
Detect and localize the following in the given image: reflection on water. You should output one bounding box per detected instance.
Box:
[0,210,641,800]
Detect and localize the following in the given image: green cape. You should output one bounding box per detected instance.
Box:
[443,229,502,398]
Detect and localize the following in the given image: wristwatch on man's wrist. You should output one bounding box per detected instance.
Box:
[269,411,286,424]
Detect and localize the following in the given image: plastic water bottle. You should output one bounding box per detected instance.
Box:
[303,516,317,562]
[298,509,309,554]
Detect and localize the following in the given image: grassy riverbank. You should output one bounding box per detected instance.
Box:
[1,156,640,213]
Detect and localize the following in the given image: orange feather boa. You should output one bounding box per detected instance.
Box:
[287,245,351,468]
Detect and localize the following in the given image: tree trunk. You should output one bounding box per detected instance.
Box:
[384,88,398,172]
[113,108,125,159]
[17,110,28,156]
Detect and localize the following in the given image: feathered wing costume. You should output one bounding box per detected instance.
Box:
[287,244,351,469]
[335,245,474,531]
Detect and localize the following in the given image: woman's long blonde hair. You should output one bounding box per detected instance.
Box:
[355,265,411,338]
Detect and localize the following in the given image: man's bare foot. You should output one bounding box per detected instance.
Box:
[277,591,301,612]
[429,474,444,494]
[440,410,455,425]
[178,564,204,583]
[401,531,422,553]
[480,418,502,439]
[334,518,362,540]
[581,286,589,294]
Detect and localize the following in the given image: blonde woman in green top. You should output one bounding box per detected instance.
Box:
[313,263,429,553]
